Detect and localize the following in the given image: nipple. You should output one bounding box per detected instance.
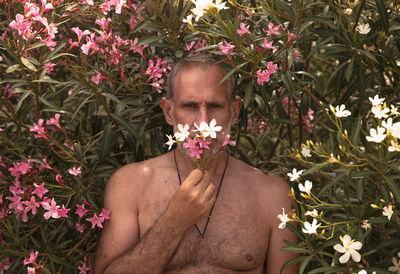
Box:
[245,254,253,262]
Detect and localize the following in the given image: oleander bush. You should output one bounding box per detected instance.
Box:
[0,0,399,273]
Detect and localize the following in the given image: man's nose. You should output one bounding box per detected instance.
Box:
[197,106,210,124]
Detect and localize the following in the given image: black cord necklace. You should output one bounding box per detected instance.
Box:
[173,149,229,245]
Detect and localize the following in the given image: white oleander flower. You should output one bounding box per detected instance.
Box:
[299,180,312,194]
[388,252,400,273]
[287,168,304,181]
[371,105,390,119]
[334,234,362,264]
[165,134,176,150]
[389,140,400,152]
[361,219,371,230]
[357,23,371,34]
[383,204,394,220]
[194,119,222,138]
[174,124,190,141]
[305,209,318,217]
[391,104,400,115]
[331,104,351,118]
[277,208,291,229]
[369,95,385,106]
[182,14,193,26]
[366,127,387,143]
[344,8,352,15]
[213,0,228,10]
[301,146,312,158]
[302,218,321,234]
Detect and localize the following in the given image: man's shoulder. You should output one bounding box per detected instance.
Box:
[106,153,171,189]
[230,157,288,191]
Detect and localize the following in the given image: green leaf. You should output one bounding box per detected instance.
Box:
[21,57,38,71]
[345,57,354,82]
[280,256,307,273]
[255,131,269,152]
[375,0,389,33]
[308,266,347,274]
[6,64,20,73]
[100,122,113,163]
[110,113,139,139]
[299,255,313,274]
[244,83,253,109]
[138,35,163,46]
[384,177,400,202]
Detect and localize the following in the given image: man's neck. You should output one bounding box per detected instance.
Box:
[173,148,228,183]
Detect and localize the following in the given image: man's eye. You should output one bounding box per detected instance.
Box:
[208,104,222,109]
[183,104,197,108]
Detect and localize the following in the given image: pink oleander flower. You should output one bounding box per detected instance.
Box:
[0,56,3,62]
[146,57,167,80]
[183,138,204,159]
[100,208,111,220]
[302,108,314,133]
[44,61,56,74]
[57,205,70,218]
[86,213,104,229]
[76,222,86,233]
[71,27,91,42]
[256,69,271,85]
[39,158,52,171]
[41,198,60,219]
[150,78,164,93]
[237,23,250,35]
[30,119,47,139]
[77,262,90,274]
[75,204,88,218]
[46,113,61,129]
[68,38,80,49]
[261,38,276,50]
[219,39,235,57]
[6,194,24,214]
[32,182,49,199]
[22,196,40,216]
[95,18,112,31]
[222,134,236,149]
[265,22,281,36]
[267,61,278,74]
[24,251,38,266]
[91,70,107,84]
[8,160,32,179]
[9,14,33,39]
[55,174,63,184]
[0,257,12,272]
[68,167,81,176]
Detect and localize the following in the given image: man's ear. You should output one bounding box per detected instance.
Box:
[231,98,242,125]
[161,97,174,126]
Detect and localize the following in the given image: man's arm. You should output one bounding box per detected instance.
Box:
[94,165,216,274]
[264,175,298,274]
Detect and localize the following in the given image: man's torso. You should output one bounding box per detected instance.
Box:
[134,152,276,273]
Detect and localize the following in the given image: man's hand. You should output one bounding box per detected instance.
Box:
[166,169,216,231]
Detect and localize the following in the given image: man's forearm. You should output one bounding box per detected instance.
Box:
[102,210,187,274]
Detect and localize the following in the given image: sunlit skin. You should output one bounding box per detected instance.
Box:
[161,65,242,166]
[94,63,298,274]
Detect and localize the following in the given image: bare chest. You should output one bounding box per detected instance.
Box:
[138,175,270,272]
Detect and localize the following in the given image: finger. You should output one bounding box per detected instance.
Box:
[202,181,216,202]
[181,168,203,187]
[197,171,211,193]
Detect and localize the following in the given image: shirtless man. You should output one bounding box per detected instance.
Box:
[94,55,298,273]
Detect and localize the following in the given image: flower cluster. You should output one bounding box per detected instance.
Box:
[187,0,229,22]
[166,119,234,169]
[8,0,58,50]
